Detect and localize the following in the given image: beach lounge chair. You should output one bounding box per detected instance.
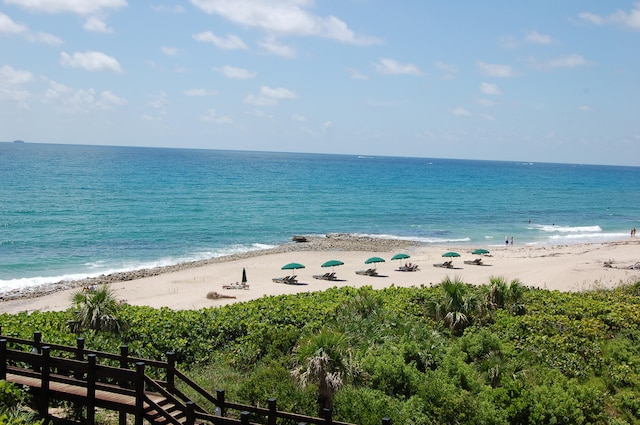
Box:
[313,272,331,280]
[433,261,453,268]
[397,263,419,272]
[355,268,378,276]
[284,275,298,284]
[272,275,291,283]
[464,258,484,266]
[326,272,337,281]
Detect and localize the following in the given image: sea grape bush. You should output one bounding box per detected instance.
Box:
[3,280,640,424]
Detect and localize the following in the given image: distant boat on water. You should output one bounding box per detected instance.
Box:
[13,140,25,143]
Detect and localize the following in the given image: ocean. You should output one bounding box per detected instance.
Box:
[1,142,638,295]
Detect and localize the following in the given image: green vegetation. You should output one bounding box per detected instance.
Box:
[0,380,46,425]
[70,285,126,333]
[3,278,640,424]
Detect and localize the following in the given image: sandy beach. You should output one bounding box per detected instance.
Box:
[2,235,639,315]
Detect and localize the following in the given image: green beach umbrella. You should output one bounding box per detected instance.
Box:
[321,260,344,268]
[472,249,490,255]
[365,257,385,264]
[442,251,461,258]
[391,253,410,261]
[321,259,344,273]
[281,262,305,270]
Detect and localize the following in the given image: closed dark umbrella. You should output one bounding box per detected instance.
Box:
[242,267,247,284]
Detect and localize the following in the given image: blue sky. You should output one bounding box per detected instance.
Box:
[1,1,639,166]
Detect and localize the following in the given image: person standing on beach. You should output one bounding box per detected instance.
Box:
[505,236,509,247]
[510,236,514,246]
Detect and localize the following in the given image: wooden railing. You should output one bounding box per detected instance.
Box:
[0,331,392,425]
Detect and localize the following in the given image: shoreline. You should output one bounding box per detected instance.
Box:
[0,234,419,303]
[1,235,639,315]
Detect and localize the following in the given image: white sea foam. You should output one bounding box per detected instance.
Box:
[537,224,602,233]
[0,243,277,295]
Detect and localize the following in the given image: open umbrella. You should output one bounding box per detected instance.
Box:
[321,260,344,275]
[321,260,344,268]
[472,249,490,255]
[282,262,305,270]
[391,253,410,261]
[442,251,461,258]
[365,257,385,265]
[242,267,247,284]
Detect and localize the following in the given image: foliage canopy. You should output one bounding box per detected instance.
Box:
[4,280,640,424]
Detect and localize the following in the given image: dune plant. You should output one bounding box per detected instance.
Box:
[70,285,126,333]
[291,329,358,416]
[428,276,483,334]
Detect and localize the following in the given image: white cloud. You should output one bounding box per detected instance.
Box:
[183,88,218,96]
[261,86,296,99]
[26,31,62,45]
[578,3,640,31]
[477,61,515,77]
[0,65,34,105]
[201,108,232,124]
[244,85,297,106]
[190,0,381,45]
[0,12,27,33]
[0,13,61,44]
[346,67,368,80]
[525,30,554,44]
[499,35,518,49]
[0,65,34,85]
[258,37,296,57]
[214,65,256,79]
[435,61,458,79]
[42,79,126,112]
[475,98,497,107]
[98,90,127,108]
[5,0,127,15]
[480,82,501,95]
[374,58,424,76]
[529,54,589,70]
[292,114,307,122]
[161,46,179,56]
[450,107,472,117]
[60,51,122,73]
[244,93,277,106]
[192,31,248,50]
[143,91,168,121]
[83,17,112,33]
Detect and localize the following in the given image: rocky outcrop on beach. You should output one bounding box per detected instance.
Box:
[0,234,419,302]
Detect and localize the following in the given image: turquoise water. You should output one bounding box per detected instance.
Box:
[1,142,638,294]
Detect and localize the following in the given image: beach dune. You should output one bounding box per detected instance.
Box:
[2,235,639,315]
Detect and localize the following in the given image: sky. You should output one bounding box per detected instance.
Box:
[1,1,639,166]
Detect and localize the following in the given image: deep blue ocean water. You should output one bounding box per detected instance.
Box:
[1,142,638,294]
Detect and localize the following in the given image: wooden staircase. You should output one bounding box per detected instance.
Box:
[0,331,374,425]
